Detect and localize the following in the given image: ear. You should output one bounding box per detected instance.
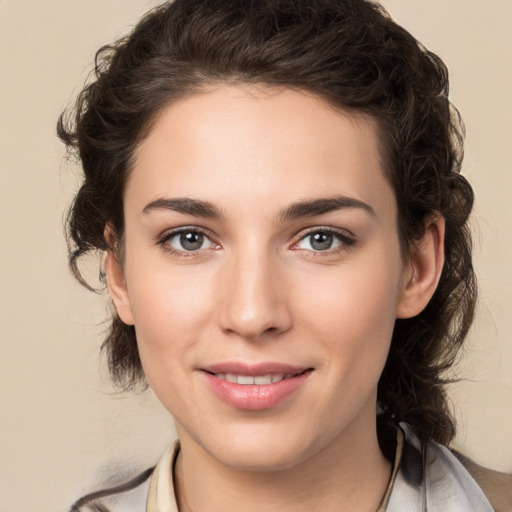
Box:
[104,227,135,326]
[396,214,445,319]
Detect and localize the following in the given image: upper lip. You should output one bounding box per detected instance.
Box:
[201,362,312,376]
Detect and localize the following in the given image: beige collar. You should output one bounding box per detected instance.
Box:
[146,441,180,512]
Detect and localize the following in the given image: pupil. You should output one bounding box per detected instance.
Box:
[311,232,333,251]
[181,232,204,250]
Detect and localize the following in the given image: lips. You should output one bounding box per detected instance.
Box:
[200,362,313,410]
[214,373,293,385]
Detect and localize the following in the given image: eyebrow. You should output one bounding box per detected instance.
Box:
[279,195,375,221]
[141,195,375,221]
[142,197,224,219]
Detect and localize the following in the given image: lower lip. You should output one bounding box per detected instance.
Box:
[202,371,312,411]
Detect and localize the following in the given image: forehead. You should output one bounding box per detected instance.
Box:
[128,85,395,220]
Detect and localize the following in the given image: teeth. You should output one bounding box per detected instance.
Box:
[215,373,288,385]
[237,375,255,385]
[254,375,272,385]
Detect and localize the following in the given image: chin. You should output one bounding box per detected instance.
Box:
[216,443,306,472]
[201,423,319,472]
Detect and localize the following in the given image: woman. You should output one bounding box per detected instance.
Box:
[59,0,510,510]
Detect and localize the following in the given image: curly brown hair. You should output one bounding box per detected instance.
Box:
[58,0,476,445]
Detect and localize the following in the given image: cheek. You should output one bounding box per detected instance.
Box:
[296,259,401,335]
[126,269,217,412]
[307,289,396,378]
[292,254,402,375]
[124,254,217,367]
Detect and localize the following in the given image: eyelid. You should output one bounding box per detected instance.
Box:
[155,225,355,257]
[156,226,221,254]
[290,226,357,252]
[298,225,355,238]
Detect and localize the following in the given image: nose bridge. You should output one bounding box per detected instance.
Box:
[217,241,290,339]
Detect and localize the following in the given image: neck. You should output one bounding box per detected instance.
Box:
[174,411,391,512]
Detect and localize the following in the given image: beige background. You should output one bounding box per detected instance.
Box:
[1,1,511,511]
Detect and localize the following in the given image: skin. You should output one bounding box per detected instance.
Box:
[106,85,444,512]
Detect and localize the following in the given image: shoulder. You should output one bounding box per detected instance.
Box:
[451,449,512,512]
[68,467,153,512]
[388,423,509,511]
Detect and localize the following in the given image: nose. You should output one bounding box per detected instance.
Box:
[217,249,292,341]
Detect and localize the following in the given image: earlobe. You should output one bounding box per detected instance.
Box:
[396,215,445,319]
[104,231,135,326]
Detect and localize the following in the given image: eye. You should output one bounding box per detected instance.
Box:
[161,228,218,253]
[293,229,355,252]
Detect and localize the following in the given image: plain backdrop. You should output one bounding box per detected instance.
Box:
[1,1,511,511]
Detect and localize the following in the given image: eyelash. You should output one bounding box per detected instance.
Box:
[156,226,356,258]
[156,227,220,258]
[291,227,356,257]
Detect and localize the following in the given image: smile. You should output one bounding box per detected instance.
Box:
[202,365,313,410]
[213,373,296,385]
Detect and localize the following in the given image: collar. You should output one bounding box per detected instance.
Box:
[386,424,494,511]
[146,440,180,512]
[145,439,400,512]
[145,425,493,512]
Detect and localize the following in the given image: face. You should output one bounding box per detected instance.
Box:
[109,85,418,471]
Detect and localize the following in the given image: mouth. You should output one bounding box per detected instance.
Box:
[200,363,313,410]
[207,370,309,385]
